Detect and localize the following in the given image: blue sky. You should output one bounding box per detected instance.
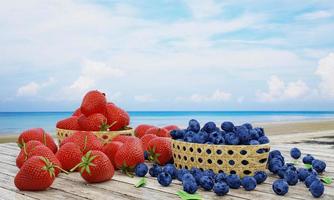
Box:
[1,0,334,111]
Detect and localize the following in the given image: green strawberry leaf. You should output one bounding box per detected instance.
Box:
[176,190,202,200]
[321,177,333,185]
[304,164,312,169]
[135,177,147,188]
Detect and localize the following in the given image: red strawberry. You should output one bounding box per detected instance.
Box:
[163,125,180,131]
[140,134,158,151]
[102,141,123,167]
[78,113,109,131]
[56,116,81,130]
[60,131,103,154]
[16,140,43,168]
[147,137,172,165]
[72,108,82,116]
[17,128,58,153]
[112,135,136,144]
[114,138,144,175]
[146,127,170,138]
[135,124,155,138]
[105,104,130,131]
[56,142,83,171]
[15,156,56,191]
[77,150,114,183]
[80,90,107,116]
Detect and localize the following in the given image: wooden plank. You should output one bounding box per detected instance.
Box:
[0,186,37,200]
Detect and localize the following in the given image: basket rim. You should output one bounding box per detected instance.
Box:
[56,127,133,134]
[171,138,270,148]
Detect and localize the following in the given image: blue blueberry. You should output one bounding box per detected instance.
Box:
[254,171,267,184]
[188,119,200,133]
[242,123,253,130]
[202,169,215,178]
[170,129,185,140]
[202,122,217,133]
[302,154,314,164]
[215,172,227,183]
[249,140,260,145]
[237,128,251,144]
[290,147,301,159]
[277,165,288,179]
[199,176,214,191]
[226,174,241,189]
[221,121,234,132]
[269,158,284,174]
[225,132,240,145]
[135,163,148,177]
[305,175,319,188]
[297,168,310,181]
[192,132,207,144]
[312,159,326,173]
[254,127,265,137]
[149,164,162,177]
[213,182,229,196]
[183,179,198,194]
[208,131,225,144]
[284,170,298,185]
[269,150,282,161]
[309,180,324,198]
[144,151,149,160]
[163,164,177,179]
[184,136,193,143]
[177,169,189,181]
[241,176,257,191]
[182,173,196,183]
[157,172,172,186]
[258,136,270,144]
[272,179,289,196]
[184,130,195,138]
[249,129,259,140]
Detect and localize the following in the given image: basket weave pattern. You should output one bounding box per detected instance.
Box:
[172,139,270,177]
[56,127,134,144]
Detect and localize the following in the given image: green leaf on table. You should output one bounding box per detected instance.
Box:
[176,190,202,200]
[321,177,333,185]
[304,164,312,169]
[135,177,147,188]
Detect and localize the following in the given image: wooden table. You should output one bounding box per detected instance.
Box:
[0,131,333,200]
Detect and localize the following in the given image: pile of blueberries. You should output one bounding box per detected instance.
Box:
[269,147,327,198]
[170,119,270,145]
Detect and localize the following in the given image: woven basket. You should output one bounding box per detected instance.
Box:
[172,139,270,177]
[56,127,134,145]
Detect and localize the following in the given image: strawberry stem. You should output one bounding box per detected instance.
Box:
[54,165,70,175]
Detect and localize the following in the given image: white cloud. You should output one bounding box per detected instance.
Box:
[16,77,55,96]
[297,10,333,20]
[184,0,223,19]
[257,76,309,102]
[178,89,231,103]
[134,94,156,102]
[316,53,334,98]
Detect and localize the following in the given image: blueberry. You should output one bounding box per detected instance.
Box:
[183,179,198,194]
[202,122,217,133]
[309,180,324,198]
[284,170,298,185]
[242,123,253,130]
[170,129,185,140]
[249,129,259,140]
[269,158,284,174]
[221,121,234,132]
[254,127,265,137]
[290,147,301,159]
[213,182,229,196]
[225,132,240,145]
[144,151,149,160]
[163,164,177,179]
[208,131,225,144]
[272,179,289,196]
[269,150,282,161]
[226,174,241,189]
[184,130,195,138]
[297,168,310,181]
[254,171,267,184]
[135,163,148,177]
[149,164,162,177]
[192,132,207,144]
[286,163,297,171]
[202,169,215,178]
[237,128,251,144]
[302,154,314,164]
[199,176,214,191]
[312,159,326,173]
[241,176,257,191]
[305,175,319,188]
[188,119,200,133]
[258,136,270,144]
[249,140,260,145]
[215,172,227,183]
[177,169,189,181]
[182,173,196,183]
[277,165,288,178]
[190,167,203,184]
[184,136,193,143]
[157,172,172,186]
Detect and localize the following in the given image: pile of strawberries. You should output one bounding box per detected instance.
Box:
[56,90,130,131]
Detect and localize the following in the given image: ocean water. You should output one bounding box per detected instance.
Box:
[0,111,334,135]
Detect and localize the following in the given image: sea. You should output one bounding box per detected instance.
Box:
[1,111,334,135]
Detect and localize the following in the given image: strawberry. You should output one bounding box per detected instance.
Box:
[140,134,157,151]
[102,141,123,167]
[163,125,180,131]
[77,150,114,183]
[112,135,136,144]
[16,140,43,168]
[147,137,172,165]
[17,128,58,153]
[145,127,170,138]
[56,116,81,130]
[60,131,103,154]
[15,156,56,191]
[72,108,82,116]
[56,142,83,171]
[80,90,107,116]
[105,104,130,131]
[114,138,144,175]
[78,113,109,131]
[135,124,155,138]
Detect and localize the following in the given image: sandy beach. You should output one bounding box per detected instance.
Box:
[1,119,334,144]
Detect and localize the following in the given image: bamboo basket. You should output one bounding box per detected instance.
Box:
[172,139,270,177]
[56,127,134,145]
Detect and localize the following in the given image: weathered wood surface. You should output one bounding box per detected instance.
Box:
[0,131,333,200]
